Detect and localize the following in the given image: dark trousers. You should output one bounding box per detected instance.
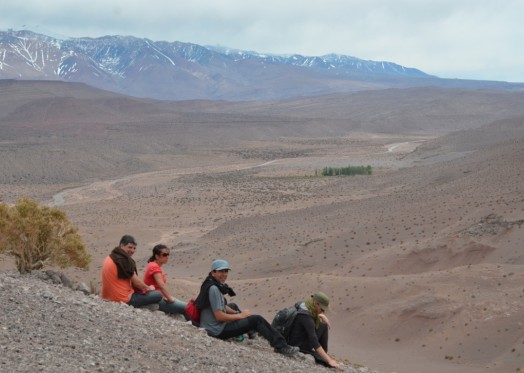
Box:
[127,290,162,308]
[217,314,287,350]
[289,321,330,366]
[307,322,330,366]
[315,321,329,352]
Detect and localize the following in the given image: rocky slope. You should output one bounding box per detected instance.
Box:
[0,270,376,373]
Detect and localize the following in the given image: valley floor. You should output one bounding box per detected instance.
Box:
[1,133,523,373]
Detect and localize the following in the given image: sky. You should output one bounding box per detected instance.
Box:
[1,0,524,83]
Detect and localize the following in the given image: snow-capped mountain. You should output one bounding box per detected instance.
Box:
[207,45,425,75]
[0,29,517,101]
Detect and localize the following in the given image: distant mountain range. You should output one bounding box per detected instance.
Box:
[1,29,523,101]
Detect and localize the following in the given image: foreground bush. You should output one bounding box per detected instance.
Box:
[0,198,90,274]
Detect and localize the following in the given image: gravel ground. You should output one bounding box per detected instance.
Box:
[0,270,380,373]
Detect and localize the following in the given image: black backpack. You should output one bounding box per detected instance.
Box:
[271,302,300,339]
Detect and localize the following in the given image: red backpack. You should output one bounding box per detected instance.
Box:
[184,298,200,326]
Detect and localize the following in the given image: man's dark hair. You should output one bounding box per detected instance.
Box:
[119,234,137,246]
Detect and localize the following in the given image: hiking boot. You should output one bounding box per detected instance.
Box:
[229,335,244,343]
[274,345,299,355]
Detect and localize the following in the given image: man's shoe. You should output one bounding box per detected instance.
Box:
[233,335,244,342]
[274,345,299,355]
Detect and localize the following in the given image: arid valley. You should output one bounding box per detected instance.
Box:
[1,80,524,372]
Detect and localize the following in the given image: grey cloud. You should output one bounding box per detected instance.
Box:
[1,0,524,82]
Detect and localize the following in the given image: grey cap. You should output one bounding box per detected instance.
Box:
[211,259,231,271]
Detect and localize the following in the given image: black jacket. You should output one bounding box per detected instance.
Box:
[194,273,236,309]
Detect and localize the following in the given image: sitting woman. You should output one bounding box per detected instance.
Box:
[286,292,340,369]
[143,244,188,317]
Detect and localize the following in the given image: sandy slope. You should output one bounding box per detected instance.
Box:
[3,132,523,372]
[2,83,524,372]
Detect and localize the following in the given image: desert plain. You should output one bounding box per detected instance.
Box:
[1,80,524,373]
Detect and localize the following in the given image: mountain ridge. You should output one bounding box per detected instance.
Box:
[2,29,523,101]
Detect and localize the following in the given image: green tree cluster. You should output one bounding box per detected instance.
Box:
[317,165,372,176]
[0,198,90,274]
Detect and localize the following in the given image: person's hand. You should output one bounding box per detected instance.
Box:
[239,309,251,318]
[146,285,155,292]
[166,296,175,303]
[319,313,331,329]
[328,359,340,370]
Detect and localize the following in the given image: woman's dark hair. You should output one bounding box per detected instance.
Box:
[147,244,169,263]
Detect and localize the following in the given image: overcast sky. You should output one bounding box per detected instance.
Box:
[2,0,524,82]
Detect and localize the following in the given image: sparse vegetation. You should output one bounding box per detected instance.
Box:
[316,165,372,176]
[0,198,91,274]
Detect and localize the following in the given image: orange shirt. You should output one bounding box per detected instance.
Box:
[101,256,133,303]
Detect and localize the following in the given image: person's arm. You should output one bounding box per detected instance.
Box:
[214,308,251,322]
[319,313,331,329]
[314,345,340,369]
[208,285,251,322]
[299,316,339,368]
[131,273,155,291]
[152,272,175,302]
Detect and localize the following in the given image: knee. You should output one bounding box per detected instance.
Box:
[151,291,163,302]
[318,322,328,333]
[249,314,267,325]
[318,322,329,338]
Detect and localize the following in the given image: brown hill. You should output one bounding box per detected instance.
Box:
[2,81,524,184]
[172,135,524,373]
[1,81,523,373]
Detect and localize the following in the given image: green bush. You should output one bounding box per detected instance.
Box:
[317,165,372,176]
[0,198,90,274]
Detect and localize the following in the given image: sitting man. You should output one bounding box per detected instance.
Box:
[101,234,162,307]
[286,292,340,369]
[194,259,298,355]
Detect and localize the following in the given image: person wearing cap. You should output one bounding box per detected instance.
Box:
[194,259,299,355]
[101,234,162,307]
[286,292,340,369]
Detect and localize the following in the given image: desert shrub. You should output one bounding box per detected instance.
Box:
[0,198,90,274]
[317,165,372,176]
